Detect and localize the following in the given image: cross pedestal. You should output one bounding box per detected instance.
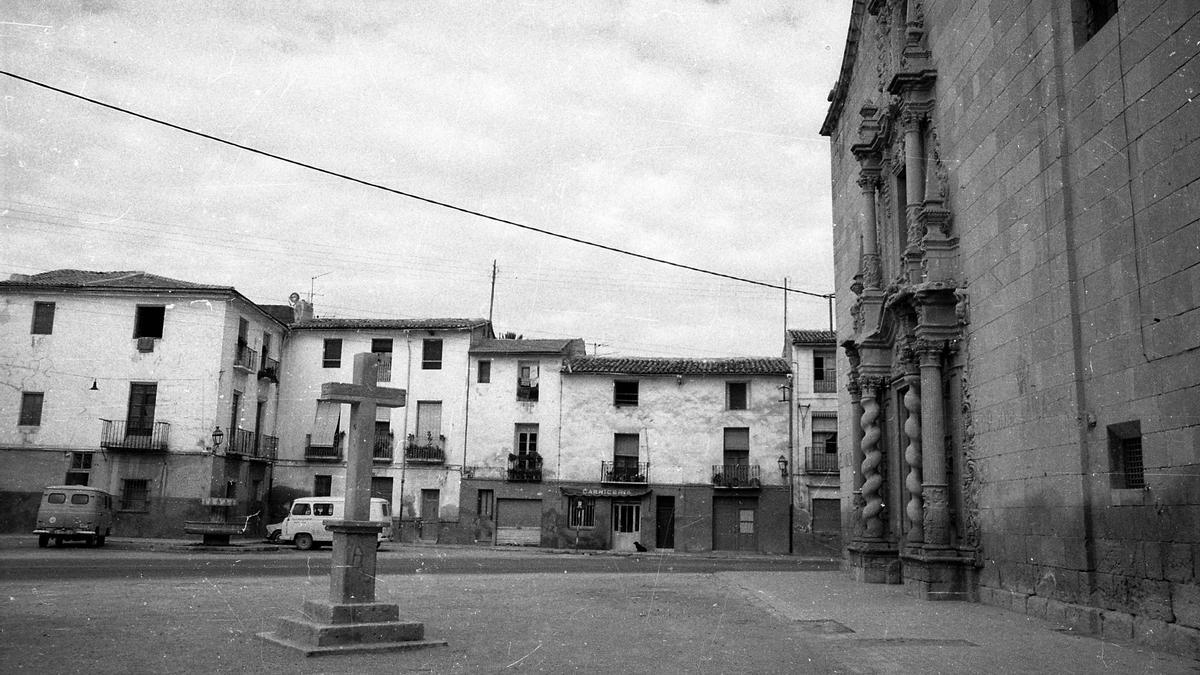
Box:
[259,353,446,656]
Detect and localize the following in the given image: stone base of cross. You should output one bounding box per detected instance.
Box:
[259,352,446,656]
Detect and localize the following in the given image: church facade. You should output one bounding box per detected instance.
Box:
[822,0,1199,656]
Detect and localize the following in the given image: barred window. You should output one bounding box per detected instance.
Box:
[121,479,150,511]
[568,497,595,528]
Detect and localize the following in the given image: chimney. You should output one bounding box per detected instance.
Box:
[288,292,314,322]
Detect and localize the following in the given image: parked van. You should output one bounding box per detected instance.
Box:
[33,485,115,547]
[273,497,392,550]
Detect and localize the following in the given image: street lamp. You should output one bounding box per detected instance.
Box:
[777,455,789,477]
[211,426,225,450]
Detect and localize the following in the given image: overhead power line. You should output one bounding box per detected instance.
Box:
[1,69,833,299]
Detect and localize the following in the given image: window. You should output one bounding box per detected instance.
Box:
[292,502,312,516]
[516,424,539,456]
[1108,421,1145,490]
[1073,0,1118,48]
[477,489,495,519]
[814,352,837,392]
[313,474,332,497]
[810,412,839,473]
[66,452,92,486]
[613,433,640,478]
[477,360,491,383]
[372,338,393,382]
[517,361,539,401]
[569,496,596,528]
[614,380,639,407]
[322,339,342,368]
[726,382,748,410]
[47,492,67,504]
[415,401,444,447]
[225,480,238,499]
[70,493,90,505]
[261,332,271,362]
[723,427,750,465]
[126,383,157,435]
[19,392,44,426]
[236,317,249,361]
[230,390,242,435]
[312,502,334,517]
[738,508,755,534]
[133,305,165,339]
[613,502,640,533]
[422,339,443,370]
[121,479,150,511]
[31,301,55,334]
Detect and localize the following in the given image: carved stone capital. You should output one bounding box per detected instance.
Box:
[858,374,890,394]
[914,339,944,364]
[857,173,882,192]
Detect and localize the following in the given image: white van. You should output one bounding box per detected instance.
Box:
[33,485,115,547]
[274,497,392,550]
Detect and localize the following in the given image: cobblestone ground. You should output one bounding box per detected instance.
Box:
[1,569,1196,674]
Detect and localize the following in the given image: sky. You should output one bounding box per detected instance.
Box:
[1,1,851,358]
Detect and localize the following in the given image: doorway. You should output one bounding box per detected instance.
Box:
[612,501,641,552]
[655,496,675,549]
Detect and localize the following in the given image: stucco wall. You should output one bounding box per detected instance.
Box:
[559,372,791,485]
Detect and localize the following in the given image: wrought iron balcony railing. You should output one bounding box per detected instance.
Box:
[234,344,258,372]
[711,463,761,488]
[507,453,543,482]
[806,444,839,474]
[601,461,648,484]
[305,432,344,461]
[373,433,395,462]
[258,434,278,460]
[813,373,837,392]
[100,419,170,451]
[516,382,539,402]
[258,355,280,382]
[227,428,255,455]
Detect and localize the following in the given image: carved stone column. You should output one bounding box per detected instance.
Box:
[847,374,866,534]
[918,340,950,548]
[902,360,923,544]
[858,375,887,540]
[858,172,883,290]
[901,105,927,284]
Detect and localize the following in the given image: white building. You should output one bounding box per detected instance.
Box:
[785,329,841,550]
[271,317,491,540]
[0,270,288,536]
[554,357,793,553]
[458,338,586,545]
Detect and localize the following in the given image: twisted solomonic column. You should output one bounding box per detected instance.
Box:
[858,376,887,539]
[902,367,923,543]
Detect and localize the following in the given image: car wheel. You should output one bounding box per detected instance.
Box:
[268,529,281,543]
[54,537,63,547]
[37,534,49,548]
[294,533,314,551]
[97,534,106,547]
[86,535,97,547]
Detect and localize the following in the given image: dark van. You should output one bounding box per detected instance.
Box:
[33,485,115,547]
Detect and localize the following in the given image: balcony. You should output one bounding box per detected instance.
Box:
[806,444,839,474]
[233,344,258,372]
[813,371,837,393]
[600,461,648,484]
[305,432,344,461]
[258,355,279,382]
[711,464,761,488]
[375,353,392,382]
[100,420,170,452]
[404,432,446,464]
[373,432,395,463]
[225,429,277,461]
[507,453,543,482]
[516,381,539,402]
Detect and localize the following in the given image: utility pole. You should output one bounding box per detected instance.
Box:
[783,277,789,334]
[827,295,834,332]
[488,260,497,326]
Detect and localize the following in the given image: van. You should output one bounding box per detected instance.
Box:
[274,497,392,550]
[33,485,115,547]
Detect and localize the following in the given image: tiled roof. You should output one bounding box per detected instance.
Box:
[1,269,230,291]
[471,338,586,355]
[290,318,490,331]
[788,329,837,345]
[564,356,791,376]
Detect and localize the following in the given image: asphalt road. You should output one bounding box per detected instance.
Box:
[0,545,839,581]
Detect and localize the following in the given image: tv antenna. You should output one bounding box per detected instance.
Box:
[309,271,332,304]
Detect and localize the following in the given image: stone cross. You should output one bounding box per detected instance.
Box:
[260,352,445,654]
[318,352,405,604]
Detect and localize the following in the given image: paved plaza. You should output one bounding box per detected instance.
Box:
[0,538,1196,673]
